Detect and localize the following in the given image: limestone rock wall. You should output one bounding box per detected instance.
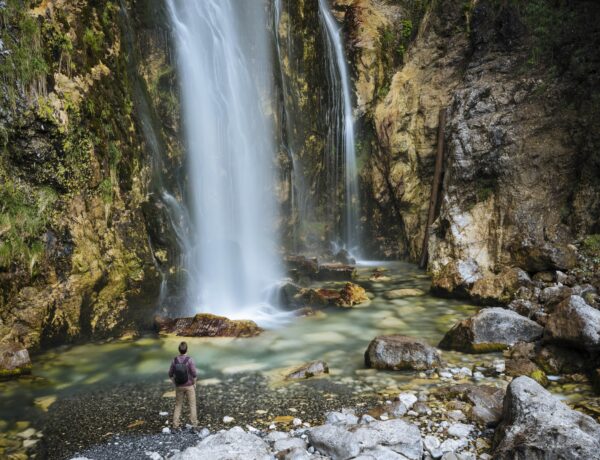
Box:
[341,0,600,301]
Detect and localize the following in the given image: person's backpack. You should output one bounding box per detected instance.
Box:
[173,356,190,385]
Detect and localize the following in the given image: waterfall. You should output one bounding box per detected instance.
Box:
[167,0,283,325]
[318,0,361,256]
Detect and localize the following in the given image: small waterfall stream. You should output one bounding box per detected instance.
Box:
[167,0,283,325]
[318,0,361,256]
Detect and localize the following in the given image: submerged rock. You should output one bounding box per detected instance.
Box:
[493,376,600,459]
[154,314,262,338]
[365,335,442,371]
[0,343,31,379]
[286,361,329,380]
[383,288,425,299]
[544,295,600,352]
[438,307,543,353]
[286,255,319,280]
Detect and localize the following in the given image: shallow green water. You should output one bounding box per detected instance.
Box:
[0,261,597,432]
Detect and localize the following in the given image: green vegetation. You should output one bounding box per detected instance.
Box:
[0,180,57,273]
[582,234,600,256]
[0,0,49,105]
[83,27,105,56]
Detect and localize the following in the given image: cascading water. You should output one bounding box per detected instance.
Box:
[318,0,361,256]
[167,0,284,325]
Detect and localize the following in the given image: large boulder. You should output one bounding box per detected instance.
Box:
[170,426,272,460]
[308,419,422,460]
[365,335,441,371]
[438,307,543,353]
[0,343,31,379]
[493,376,600,459]
[154,314,262,338]
[544,295,600,352]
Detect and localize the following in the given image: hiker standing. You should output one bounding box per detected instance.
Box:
[168,341,198,429]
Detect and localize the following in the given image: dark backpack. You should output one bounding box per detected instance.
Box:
[173,356,190,385]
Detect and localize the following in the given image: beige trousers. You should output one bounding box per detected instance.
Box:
[173,385,198,428]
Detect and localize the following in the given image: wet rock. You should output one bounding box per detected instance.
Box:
[544,295,600,351]
[170,426,272,460]
[383,288,425,299]
[286,255,319,280]
[295,283,368,308]
[336,283,369,307]
[330,249,356,266]
[493,376,600,459]
[154,314,262,338]
[286,361,329,380]
[438,308,543,353]
[274,281,304,310]
[316,264,357,281]
[365,335,442,371]
[0,343,31,379]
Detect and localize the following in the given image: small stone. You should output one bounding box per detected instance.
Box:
[159,411,168,416]
[223,416,234,423]
[17,428,36,439]
[440,438,468,453]
[448,410,466,421]
[293,418,302,427]
[23,439,38,449]
[162,427,171,434]
[447,422,473,438]
[397,392,418,409]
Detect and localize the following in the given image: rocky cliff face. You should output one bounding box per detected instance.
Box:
[336,0,600,302]
[0,0,178,350]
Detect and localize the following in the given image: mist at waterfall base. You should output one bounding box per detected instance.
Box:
[167,0,287,327]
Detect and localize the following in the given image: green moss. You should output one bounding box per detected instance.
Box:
[99,178,113,204]
[529,369,549,386]
[0,0,49,106]
[0,180,56,272]
[470,342,508,353]
[582,234,600,255]
[83,27,105,56]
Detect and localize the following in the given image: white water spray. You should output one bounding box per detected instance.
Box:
[167,0,284,325]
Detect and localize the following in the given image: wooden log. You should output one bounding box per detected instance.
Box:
[419,108,447,269]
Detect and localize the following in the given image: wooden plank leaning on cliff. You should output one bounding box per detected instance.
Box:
[419,108,447,269]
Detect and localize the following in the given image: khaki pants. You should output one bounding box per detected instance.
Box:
[173,385,198,428]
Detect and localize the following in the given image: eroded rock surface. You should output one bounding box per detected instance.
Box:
[0,343,31,378]
[544,295,600,352]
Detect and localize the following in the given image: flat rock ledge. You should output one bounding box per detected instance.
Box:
[439,307,543,353]
[365,335,442,371]
[494,376,600,459]
[154,314,263,338]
